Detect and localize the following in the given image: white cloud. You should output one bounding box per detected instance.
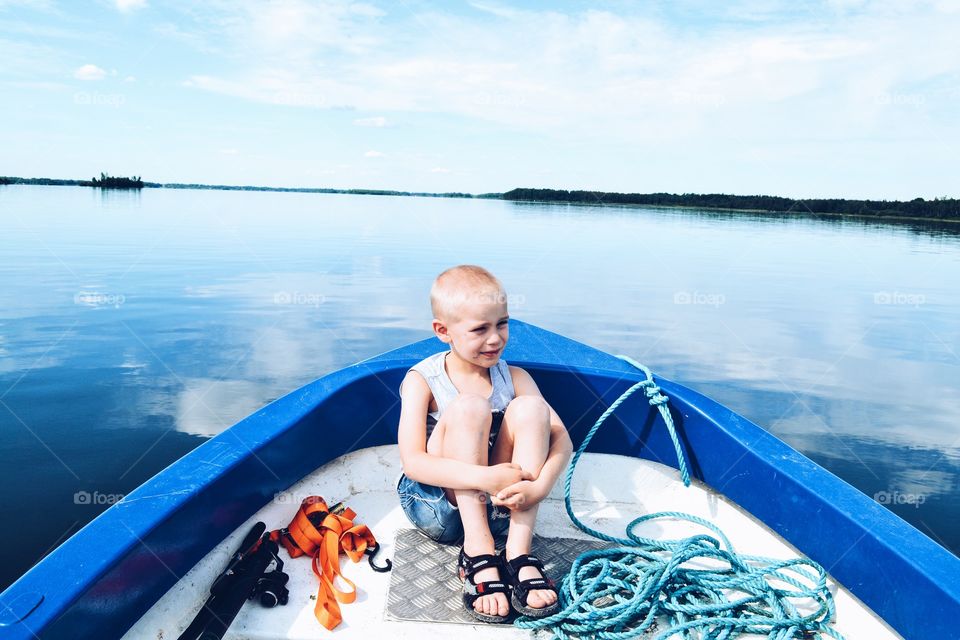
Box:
[73,64,106,80]
[353,116,387,127]
[364,150,385,158]
[115,0,147,12]
[178,4,960,142]
[430,167,451,173]
[164,2,960,195]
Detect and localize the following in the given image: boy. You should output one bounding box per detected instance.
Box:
[396,265,573,622]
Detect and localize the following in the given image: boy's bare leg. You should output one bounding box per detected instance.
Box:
[435,394,509,618]
[492,395,557,609]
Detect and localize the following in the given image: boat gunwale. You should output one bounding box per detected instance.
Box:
[0,320,956,639]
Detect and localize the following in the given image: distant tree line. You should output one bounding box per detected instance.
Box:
[157,182,479,198]
[3,175,956,220]
[502,188,960,220]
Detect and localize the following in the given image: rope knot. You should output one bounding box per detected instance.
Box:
[645,387,668,406]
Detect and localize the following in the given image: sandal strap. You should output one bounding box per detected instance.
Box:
[505,554,557,605]
[463,579,510,597]
[506,553,546,573]
[458,550,501,578]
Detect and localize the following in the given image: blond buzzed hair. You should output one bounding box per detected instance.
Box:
[430,265,506,321]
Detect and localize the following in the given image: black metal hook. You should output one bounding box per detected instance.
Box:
[365,542,392,573]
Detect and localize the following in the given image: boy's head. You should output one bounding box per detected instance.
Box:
[430,265,509,366]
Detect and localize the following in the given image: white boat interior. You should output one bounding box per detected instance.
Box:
[123,446,902,640]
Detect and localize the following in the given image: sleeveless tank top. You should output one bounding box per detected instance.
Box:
[405,350,515,449]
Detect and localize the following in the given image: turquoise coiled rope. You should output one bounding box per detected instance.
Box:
[514,355,844,640]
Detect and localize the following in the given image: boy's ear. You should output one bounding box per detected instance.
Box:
[432,318,451,343]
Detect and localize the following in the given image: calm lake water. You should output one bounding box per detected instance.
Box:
[1,185,958,591]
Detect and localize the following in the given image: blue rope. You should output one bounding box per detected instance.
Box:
[515,356,844,640]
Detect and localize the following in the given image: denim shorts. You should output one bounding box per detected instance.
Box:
[397,474,512,544]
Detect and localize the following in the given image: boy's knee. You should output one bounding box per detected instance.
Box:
[506,395,550,428]
[446,393,493,428]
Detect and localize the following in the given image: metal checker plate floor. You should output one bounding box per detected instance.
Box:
[385,528,611,625]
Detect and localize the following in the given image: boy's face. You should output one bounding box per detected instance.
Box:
[433,294,509,368]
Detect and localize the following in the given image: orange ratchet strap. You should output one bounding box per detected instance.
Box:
[269,496,391,630]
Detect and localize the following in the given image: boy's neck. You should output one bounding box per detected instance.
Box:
[445,349,492,380]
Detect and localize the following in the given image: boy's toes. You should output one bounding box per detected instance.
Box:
[474,593,508,617]
[474,595,488,615]
[528,588,557,609]
[500,592,511,616]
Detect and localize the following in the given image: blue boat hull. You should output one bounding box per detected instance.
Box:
[0,320,956,639]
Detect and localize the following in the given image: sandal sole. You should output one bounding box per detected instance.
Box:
[510,592,560,619]
[465,608,511,624]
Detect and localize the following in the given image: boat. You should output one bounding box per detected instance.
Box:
[0,320,956,639]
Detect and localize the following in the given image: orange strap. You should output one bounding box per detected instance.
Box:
[269,496,378,630]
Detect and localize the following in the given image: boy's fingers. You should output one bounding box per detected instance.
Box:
[497,482,524,499]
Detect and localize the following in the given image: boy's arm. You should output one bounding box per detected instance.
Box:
[494,366,573,509]
[397,370,531,494]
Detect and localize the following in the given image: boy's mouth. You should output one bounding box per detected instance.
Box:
[479,350,500,358]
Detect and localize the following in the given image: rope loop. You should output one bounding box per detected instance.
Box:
[519,356,844,640]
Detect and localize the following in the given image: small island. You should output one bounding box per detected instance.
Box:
[86,173,144,189]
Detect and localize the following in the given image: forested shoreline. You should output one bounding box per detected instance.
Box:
[501,188,960,220]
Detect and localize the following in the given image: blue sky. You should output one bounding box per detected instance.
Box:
[1,0,958,199]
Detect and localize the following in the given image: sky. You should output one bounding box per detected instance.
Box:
[1,0,958,199]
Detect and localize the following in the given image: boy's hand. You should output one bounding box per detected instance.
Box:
[491,479,547,511]
[482,463,534,496]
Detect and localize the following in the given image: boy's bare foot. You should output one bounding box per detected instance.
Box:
[503,553,560,618]
[463,543,509,617]
[514,562,557,609]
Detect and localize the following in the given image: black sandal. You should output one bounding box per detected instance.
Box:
[503,554,560,618]
[457,548,511,623]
